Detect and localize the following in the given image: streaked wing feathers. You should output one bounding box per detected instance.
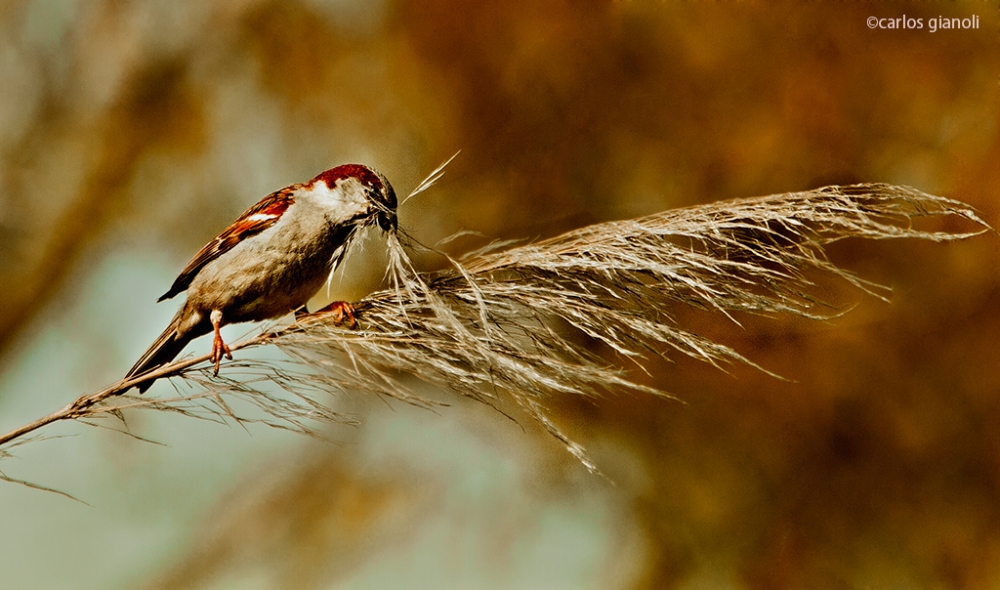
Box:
[158,188,296,301]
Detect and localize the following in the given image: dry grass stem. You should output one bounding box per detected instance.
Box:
[0,183,989,476]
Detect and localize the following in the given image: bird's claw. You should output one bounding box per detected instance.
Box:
[314,300,357,328]
[212,333,232,376]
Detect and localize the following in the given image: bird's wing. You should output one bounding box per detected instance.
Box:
[158,187,296,301]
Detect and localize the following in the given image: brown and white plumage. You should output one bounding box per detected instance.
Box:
[126,164,397,392]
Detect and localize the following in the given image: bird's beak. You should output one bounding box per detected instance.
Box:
[377,210,397,232]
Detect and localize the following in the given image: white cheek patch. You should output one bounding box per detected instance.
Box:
[308,180,368,216]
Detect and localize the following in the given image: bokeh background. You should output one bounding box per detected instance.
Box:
[1,1,998,588]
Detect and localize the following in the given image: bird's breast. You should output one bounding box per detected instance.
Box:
[184,212,359,323]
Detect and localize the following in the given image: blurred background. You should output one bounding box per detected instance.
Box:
[1,1,998,588]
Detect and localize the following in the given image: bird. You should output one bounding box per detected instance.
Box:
[125,164,397,392]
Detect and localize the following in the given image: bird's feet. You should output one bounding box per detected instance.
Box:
[211,332,232,376]
[313,300,357,328]
[210,310,233,376]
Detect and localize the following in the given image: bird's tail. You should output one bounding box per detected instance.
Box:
[125,309,208,393]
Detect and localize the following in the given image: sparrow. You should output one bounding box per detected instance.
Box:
[125,164,397,392]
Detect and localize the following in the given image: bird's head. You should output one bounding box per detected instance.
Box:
[309,164,397,233]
